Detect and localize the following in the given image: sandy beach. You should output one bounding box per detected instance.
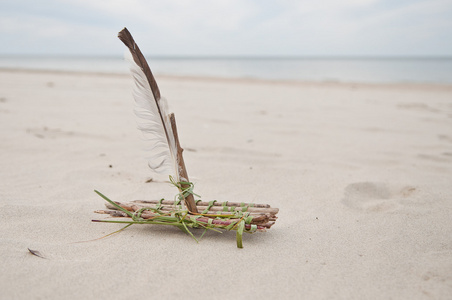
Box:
[1,69,451,299]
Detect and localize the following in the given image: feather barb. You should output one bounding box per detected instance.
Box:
[118,27,198,213]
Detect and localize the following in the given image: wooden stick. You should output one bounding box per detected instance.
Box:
[132,199,271,208]
[169,113,198,214]
[142,204,278,215]
[104,202,277,221]
[105,201,279,215]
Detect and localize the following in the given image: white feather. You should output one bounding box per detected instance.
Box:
[125,52,179,181]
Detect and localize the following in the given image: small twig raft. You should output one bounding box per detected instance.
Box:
[93,28,279,248]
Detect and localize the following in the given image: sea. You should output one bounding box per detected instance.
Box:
[1,55,452,84]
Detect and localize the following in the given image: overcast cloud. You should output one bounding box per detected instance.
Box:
[1,0,451,56]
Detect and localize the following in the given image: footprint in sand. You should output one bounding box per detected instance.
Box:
[397,102,439,113]
[438,134,452,143]
[342,182,416,213]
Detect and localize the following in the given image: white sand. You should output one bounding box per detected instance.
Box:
[1,69,451,299]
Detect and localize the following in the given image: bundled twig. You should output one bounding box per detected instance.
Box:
[93,185,279,248]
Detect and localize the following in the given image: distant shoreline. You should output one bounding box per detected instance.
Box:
[2,68,452,91]
[1,56,452,84]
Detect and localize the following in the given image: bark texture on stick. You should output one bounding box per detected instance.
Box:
[169,113,198,213]
[110,201,279,215]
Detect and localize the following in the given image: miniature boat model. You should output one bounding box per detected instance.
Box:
[93,28,279,248]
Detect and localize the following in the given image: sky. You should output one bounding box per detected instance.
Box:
[1,0,451,57]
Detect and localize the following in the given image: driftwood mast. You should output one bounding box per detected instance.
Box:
[117,28,198,214]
